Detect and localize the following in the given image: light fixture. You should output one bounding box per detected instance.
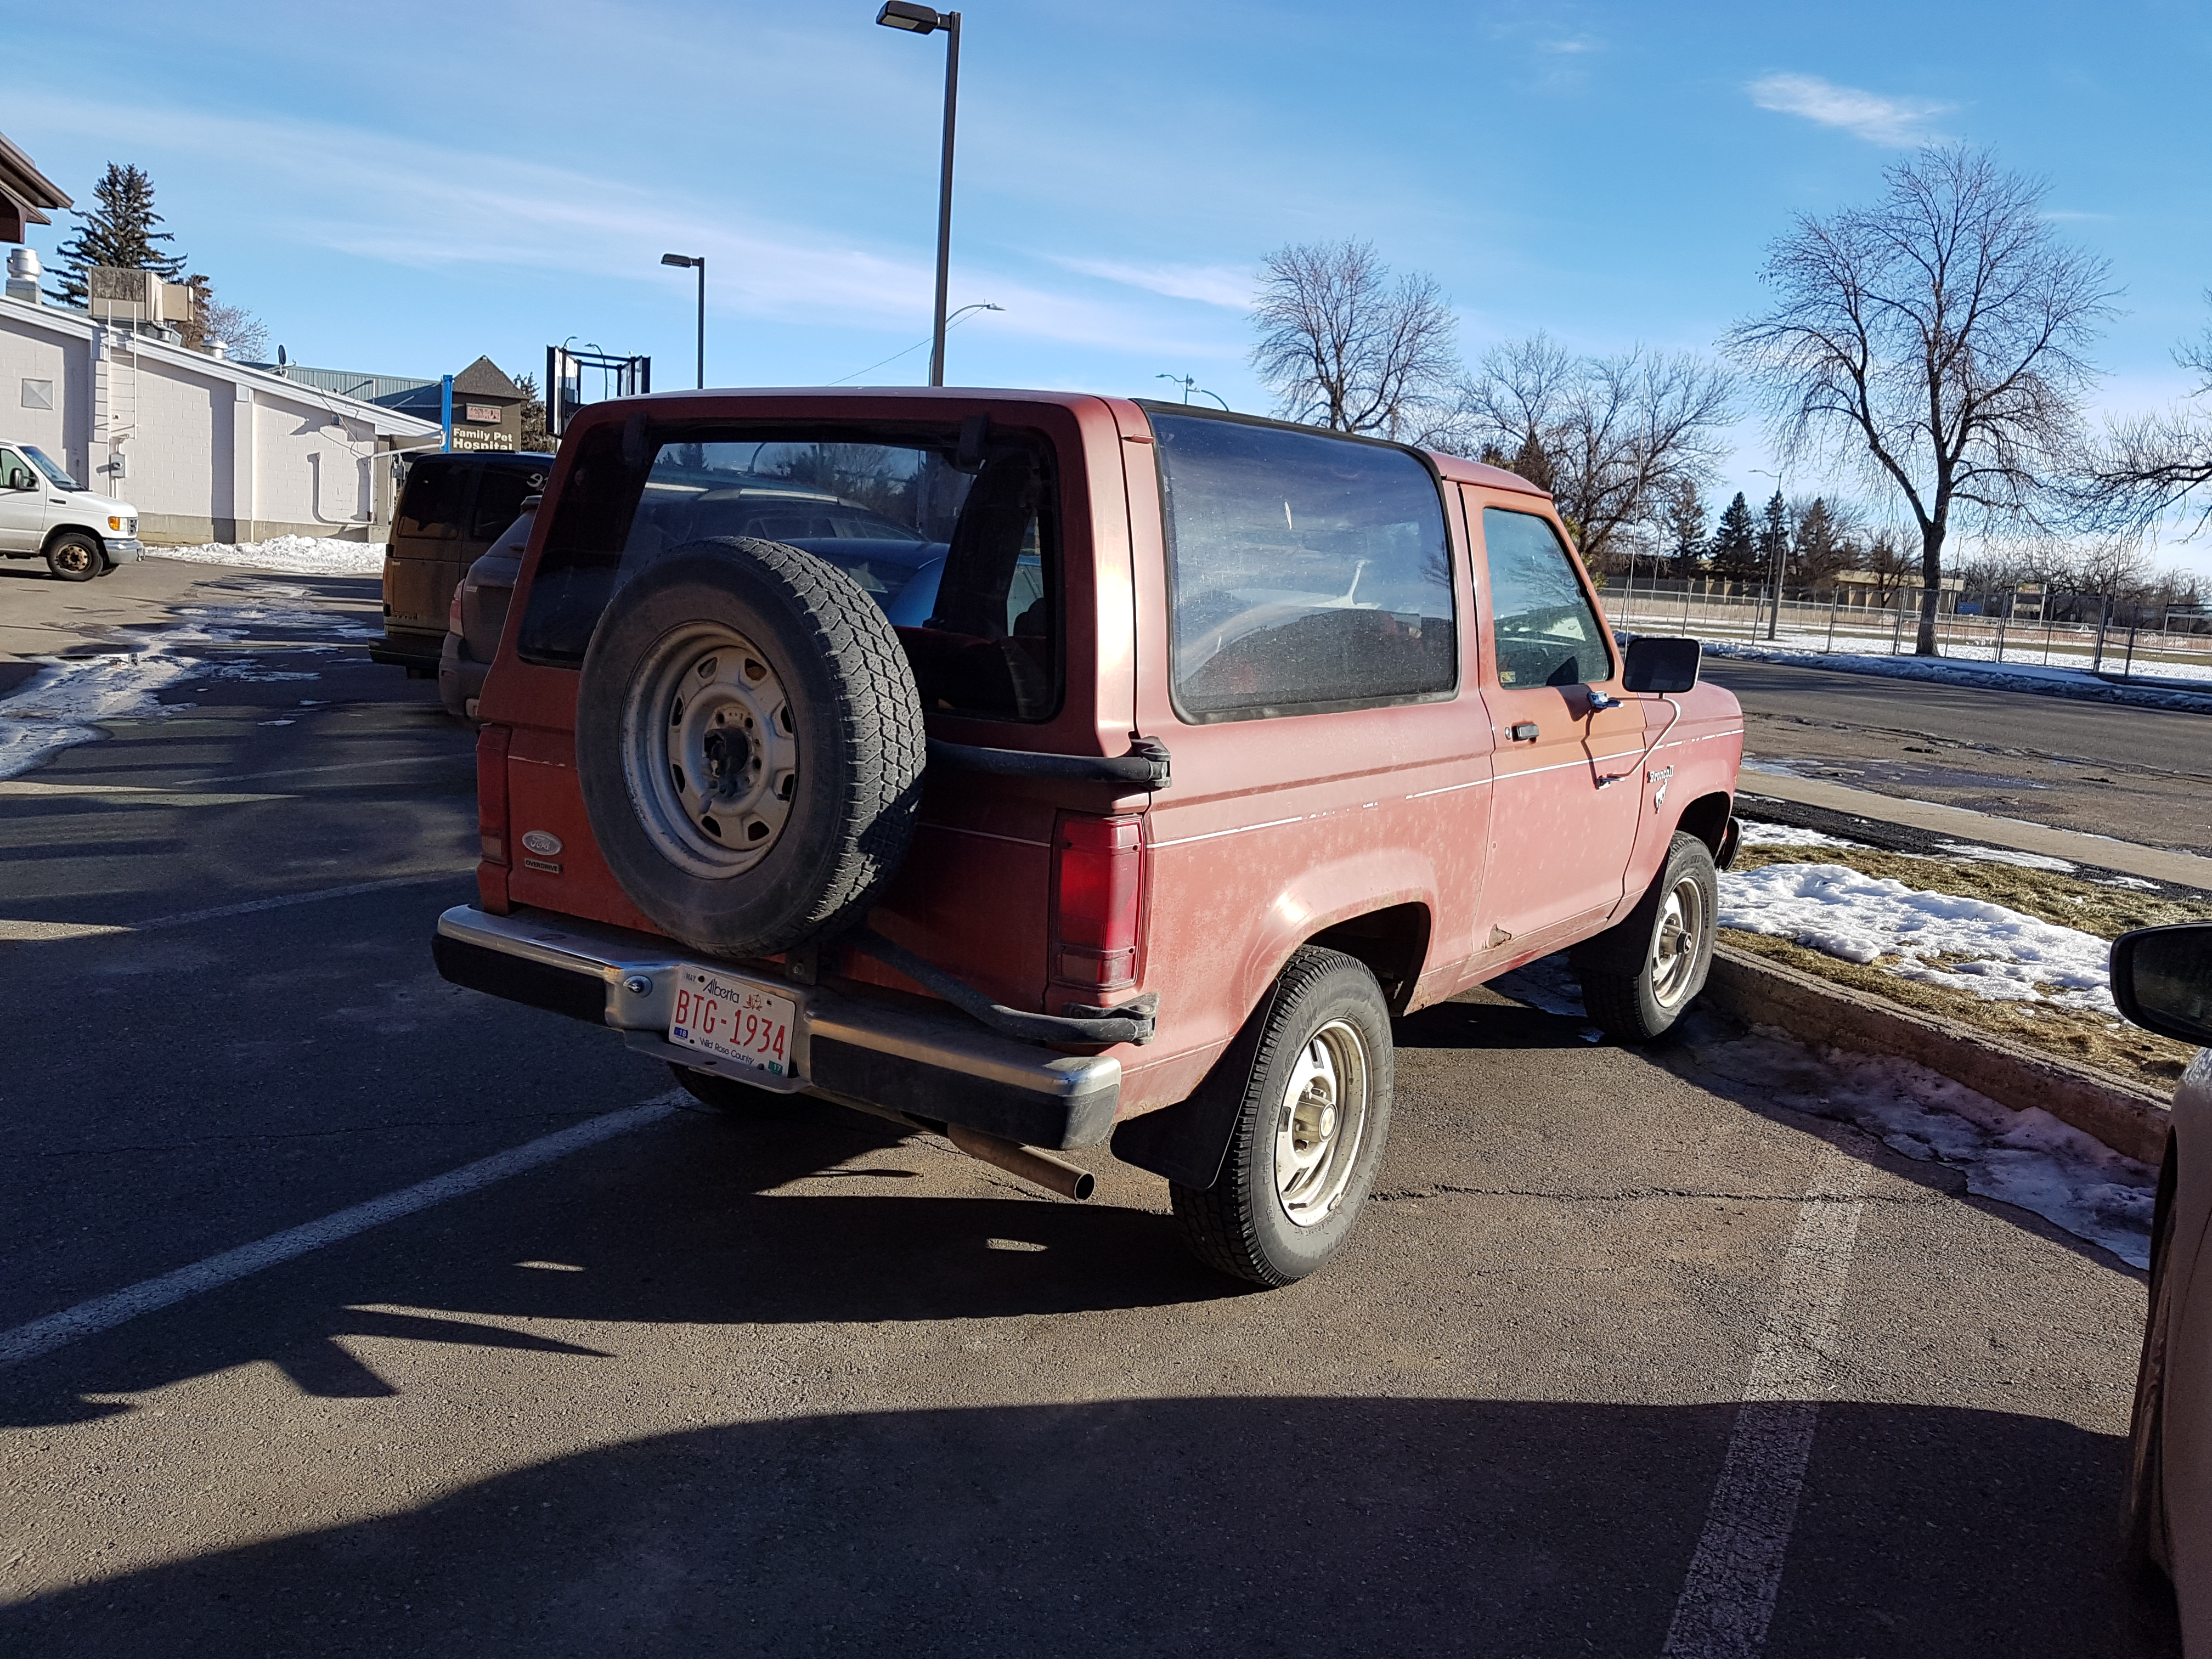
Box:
[661,253,700,269]
[876,1,945,31]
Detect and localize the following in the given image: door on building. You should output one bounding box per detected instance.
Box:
[1466,497,1649,955]
[0,448,49,554]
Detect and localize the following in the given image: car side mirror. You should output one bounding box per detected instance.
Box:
[2112,924,2212,1048]
[1622,635,1701,695]
[4,469,32,492]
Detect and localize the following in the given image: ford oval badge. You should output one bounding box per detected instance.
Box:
[521,830,563,857]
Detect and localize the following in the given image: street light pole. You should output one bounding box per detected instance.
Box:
[660,253,706,388]
[877,3,962,387]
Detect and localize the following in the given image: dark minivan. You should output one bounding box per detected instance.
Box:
[373,450,554,676]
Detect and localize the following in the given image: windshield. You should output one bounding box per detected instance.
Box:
[21,446,80,492]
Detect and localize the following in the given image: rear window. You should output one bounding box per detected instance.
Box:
[469,462,549,540]
[394,460,471,541]
[518,421,1061,721]
[1153,411,1455,723]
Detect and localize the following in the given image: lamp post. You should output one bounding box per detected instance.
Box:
[1749,466,1786,641]
[661,253,706,388]
[876,2,961,387]
[1154,373,1229,410]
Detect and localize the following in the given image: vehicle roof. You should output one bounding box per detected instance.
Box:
[567,388,1553,501]
[408,450,556,469]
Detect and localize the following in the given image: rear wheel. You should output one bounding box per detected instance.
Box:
[1573,832,1718,1042]
[1170,947,1394,1287]
[44,532,103,583]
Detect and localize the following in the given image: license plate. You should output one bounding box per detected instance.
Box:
[668,968,796,1076]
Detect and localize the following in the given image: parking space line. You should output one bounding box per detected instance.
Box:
[0,1093,682,1370]
[138,870,476,932]
[1660,1143,1870,1658]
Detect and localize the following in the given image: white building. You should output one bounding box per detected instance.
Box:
[0,285,438,544]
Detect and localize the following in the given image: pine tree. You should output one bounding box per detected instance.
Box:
[1709,491,1758,578]
[48,163,185,307]
[1662,481,1708,576]
[1754,490,1791,585]
[1791,496,1848,585]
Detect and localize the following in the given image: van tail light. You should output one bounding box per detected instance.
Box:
[1051,814,1144,992]
[448,582,465,633]
[477,724,511,867]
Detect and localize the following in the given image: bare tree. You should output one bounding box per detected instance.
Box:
[1249,240,1459,439]
[1443,332,1735,568]
[2080,297,2212,534]
[1724,146,2115,654]
[202,295,268,361]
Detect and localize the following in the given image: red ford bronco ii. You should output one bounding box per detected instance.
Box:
[433,390,1743,1285]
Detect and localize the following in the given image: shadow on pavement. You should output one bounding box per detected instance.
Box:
[1,1395,2175,1657]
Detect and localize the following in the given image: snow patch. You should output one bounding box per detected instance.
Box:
[1930,840,2076,873]
[1737,821,1867,851]
[149,536,383,577]
[1719,860,2115,1012]
[1703,637,2212,714]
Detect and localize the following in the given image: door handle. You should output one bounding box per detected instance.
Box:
[1509,722,1539,742]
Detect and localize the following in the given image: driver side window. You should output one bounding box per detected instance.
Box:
[1480,507,1611,689]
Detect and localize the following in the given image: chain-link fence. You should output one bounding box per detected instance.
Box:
[1603,578,2212,685]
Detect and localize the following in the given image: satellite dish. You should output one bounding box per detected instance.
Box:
[277,345,287,365]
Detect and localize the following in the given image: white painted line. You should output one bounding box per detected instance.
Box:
[1661,1143,1870,1658]
[139,870,475,932]
[0,1093,682,1370]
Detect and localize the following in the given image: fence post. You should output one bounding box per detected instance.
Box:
[2092,595,2111,671]
[1994,603,2007,664]
[2124,627,2138,682]
[1825,588,1841,653]
[1891,597,1907,655]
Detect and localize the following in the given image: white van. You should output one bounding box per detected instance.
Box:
[0,442,142,581]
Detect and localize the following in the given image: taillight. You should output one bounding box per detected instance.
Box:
[477,724,511,866]
[1051,814,1143,991]
[448,582,465,632]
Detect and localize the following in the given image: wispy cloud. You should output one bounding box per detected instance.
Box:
[1047,256,1252,309]
[1538,39,1599,54]
[1746,73,1953,147]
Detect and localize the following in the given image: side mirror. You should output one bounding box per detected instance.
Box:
[3,469,32,492]
[2112,924,2212,1048]
[1623,635,1702,695]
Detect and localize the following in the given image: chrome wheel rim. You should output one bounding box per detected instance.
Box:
[620,622,799,878]
[1273,1019,1369,1228]
[1650,874,1707,1008]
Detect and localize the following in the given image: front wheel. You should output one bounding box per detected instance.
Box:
[1170,947,1395,1287]
[1573,831,1718,1042]
[45,532,103,583]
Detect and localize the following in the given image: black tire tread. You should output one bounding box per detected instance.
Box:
[44,531,103,583]
[1170,945,1375,1288]
[1574,831,1717,1044]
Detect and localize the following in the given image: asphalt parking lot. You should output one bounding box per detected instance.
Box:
[0,563,2181,1656]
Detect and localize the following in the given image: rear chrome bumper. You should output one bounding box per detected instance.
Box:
[433,904,1122,1150]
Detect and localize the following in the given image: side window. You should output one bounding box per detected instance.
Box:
[1154,413,1455,723]
[0,450,33,492]
[1480,508,1611,689]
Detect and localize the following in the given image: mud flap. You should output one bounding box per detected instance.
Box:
[1110,981,1282,1190]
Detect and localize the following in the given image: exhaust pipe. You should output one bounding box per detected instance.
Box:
[946,1124,1096,1201]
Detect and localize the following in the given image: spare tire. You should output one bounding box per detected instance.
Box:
[576,539,927,958]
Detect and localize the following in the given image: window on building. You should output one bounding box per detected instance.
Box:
[1154,411,1455,723]
[20,379,53,411]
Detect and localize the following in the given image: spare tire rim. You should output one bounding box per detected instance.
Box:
[622,622,800,878]
[1274,1019,1369,1228]
[1651,873,1706,1008]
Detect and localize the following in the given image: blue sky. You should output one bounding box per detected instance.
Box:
[13,0,2212,571]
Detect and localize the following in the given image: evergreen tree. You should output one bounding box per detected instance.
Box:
[1791,496,1850,585]
[1755,490,1791,585]
[48,163,185,307]
[1709,491,1758,578]
[1662,481,1708,576]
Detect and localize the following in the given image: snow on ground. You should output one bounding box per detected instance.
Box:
[1703,637,2212,713]
[148,535,383,577]
[1928,839,2075,873]
[1736,820,1868,851]
[1718,860,2115,1012]
[0,582,371,781]
[1495,953,2155,1266]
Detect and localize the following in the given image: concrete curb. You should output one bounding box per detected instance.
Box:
[1703,944,2172,1165]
